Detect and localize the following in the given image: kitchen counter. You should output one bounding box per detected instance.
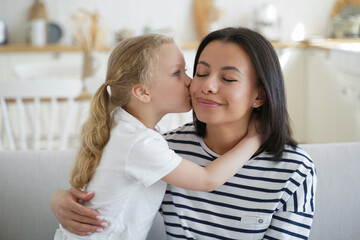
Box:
[305,38,360,52]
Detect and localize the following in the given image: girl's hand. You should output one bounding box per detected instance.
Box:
[50,188,107,235]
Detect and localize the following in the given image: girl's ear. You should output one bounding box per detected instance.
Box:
[132,84,151,103]
[252,88,266,109]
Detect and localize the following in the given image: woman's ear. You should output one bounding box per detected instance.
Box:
[132,84,151,103]
[252,88,266,109]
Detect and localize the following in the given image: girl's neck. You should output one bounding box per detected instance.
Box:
[203,122,248,155]
[124,105,163,130]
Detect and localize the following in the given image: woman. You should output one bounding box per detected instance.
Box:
[51,27,316,239]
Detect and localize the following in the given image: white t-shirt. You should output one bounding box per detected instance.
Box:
[55,108,182,240]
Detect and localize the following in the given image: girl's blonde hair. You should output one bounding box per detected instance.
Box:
[70,34,174,189]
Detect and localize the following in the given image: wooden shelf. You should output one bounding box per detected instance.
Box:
[0,44,112,53]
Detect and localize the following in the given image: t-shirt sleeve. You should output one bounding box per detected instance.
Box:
[125,130,182,187]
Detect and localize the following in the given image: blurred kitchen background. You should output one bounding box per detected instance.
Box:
[0,0,360,150]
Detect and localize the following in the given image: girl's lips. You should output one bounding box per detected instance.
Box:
[197,98,220,108]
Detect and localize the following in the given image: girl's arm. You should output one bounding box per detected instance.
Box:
[162,119,261,191]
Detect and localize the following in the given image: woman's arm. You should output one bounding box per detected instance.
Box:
[263,169,317,239]
[162,121,260,191]
[50,188,106,235]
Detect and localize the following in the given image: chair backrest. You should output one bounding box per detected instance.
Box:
[0,80,87,150]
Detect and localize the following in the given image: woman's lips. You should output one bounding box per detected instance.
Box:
[197,98,220,108]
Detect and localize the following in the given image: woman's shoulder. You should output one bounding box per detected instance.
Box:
[163,122,196,138]
[256,145,315,175]
[284,145,315,167]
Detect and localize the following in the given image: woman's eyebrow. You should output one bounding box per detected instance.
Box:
[198,61,244,76]
[198,61,210,67]
[221,66,244,76]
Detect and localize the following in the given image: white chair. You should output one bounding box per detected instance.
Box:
[0,79,88,150]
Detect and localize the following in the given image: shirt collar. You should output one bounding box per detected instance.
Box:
[112,107,162,133]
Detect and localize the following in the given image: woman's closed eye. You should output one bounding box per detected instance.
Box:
[222,77,237,82]
[196,72,207,77]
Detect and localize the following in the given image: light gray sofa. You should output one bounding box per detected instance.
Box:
[1,142,359,240]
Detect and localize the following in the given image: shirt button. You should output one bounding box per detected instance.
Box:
[258,219,264,224]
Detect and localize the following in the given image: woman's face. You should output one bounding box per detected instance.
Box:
[149,42,192,115]
[190,40,262,127]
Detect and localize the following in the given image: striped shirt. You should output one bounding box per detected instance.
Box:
[161,123,317,240]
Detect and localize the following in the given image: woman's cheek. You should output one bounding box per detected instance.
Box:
[189,78,199,95]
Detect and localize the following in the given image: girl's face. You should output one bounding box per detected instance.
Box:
[149,43,192,115]
[190,40,262,127]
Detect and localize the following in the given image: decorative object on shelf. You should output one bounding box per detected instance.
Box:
[27,0,48,46]
[330,0,360,38]
[81,51,100,83]
[71,9,105,51]
[27,19,47,46]
[193,0,222,39]
[254,2,281,41]
[0,20,7,45]
[71,9,106,94]
[114,29,134,42]
[331,0,360,18]
[48,22,62,43]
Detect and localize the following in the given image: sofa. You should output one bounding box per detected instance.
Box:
[1,142,359,240]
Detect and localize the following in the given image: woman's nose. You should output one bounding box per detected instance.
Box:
[201,77,218,94]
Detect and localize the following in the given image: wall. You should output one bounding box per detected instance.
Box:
[1,0,337,45]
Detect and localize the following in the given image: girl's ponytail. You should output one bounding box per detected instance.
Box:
[70,83,111,189]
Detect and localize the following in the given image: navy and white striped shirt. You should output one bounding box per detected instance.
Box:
[161,123,317,240]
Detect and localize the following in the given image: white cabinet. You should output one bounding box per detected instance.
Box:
[327,49,360,142]
[305,48,360,143]
[280,47,360,143]
[279,48,307,143]
[306,49,339,143]
[0,50,110,83]
[0,52,77,82]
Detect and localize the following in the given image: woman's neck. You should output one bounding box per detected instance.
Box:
[203,122,248,155]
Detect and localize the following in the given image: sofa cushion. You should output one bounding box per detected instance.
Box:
[301,142,360,240]
[0,150,76,240]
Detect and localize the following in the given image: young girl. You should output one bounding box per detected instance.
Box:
[54,34,261,239]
